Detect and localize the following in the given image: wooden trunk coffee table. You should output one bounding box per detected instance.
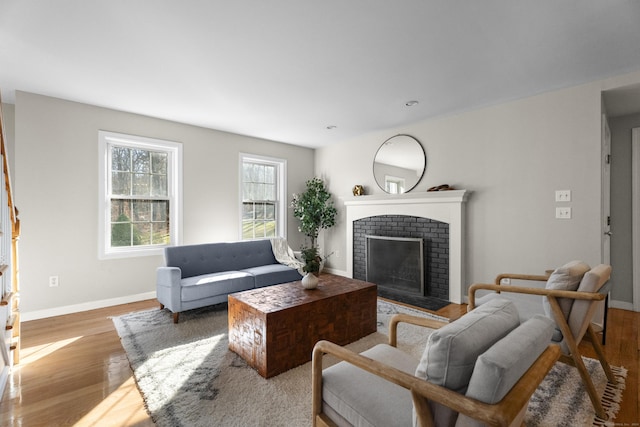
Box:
[228,274,377,378]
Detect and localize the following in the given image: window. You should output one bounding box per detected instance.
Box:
[99,131,182,259]
[385,175,405,194]
[240,154,286,240]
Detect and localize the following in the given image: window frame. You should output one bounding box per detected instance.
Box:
[239,153,287,241]
[98,131,183,259]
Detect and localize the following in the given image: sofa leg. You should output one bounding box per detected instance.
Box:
[173,312,180,324]
[159,303,165,310]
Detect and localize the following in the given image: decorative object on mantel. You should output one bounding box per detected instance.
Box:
[291,177,337,279]
[373,134,426,194]
[352,184,365,196]
[427,184,455,191]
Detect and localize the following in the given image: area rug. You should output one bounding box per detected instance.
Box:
[113,300,626,427]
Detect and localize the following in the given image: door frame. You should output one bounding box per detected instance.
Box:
[595,115,612,328]
[632,127,640,311]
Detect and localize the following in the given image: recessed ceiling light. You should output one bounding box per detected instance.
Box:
[405,100,419,107]
[326,125,337,130]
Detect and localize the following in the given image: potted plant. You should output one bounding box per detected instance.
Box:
[301,246,322,275]
[291,177,337,282]
[298,246,323,289]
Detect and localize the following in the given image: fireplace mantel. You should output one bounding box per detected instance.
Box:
[344,190,470,303]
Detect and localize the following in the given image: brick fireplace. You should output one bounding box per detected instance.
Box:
[344,190,469,303]
[353,216,449,300]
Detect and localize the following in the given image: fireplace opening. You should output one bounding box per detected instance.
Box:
[366,235,425,296]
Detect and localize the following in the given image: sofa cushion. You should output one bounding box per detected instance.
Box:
[415,298,520,427]
[180,271,254,302]
[242,264,302,288]
[455,315,554,427]
[322,343,418,427]
[542,260,590,322]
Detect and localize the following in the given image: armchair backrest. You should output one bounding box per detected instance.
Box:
[456,315,555,427]
[566,264,612,344]
[542,260,590,323]
[414,298,555,427]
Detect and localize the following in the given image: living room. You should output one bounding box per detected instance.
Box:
[7,54,640,323]
[1,1,640,425]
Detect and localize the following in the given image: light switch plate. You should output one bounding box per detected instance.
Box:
[555,190,571,202]
[556,207,572,219]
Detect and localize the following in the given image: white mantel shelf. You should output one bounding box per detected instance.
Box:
[344,189,471,304]
[343,189,470,206]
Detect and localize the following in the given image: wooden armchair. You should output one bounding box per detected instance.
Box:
[312,298,561,427]
[468,262,617,420]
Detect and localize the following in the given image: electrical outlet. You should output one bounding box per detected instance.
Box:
[555,207,572,219]
[49,276,59,287]
[555,190,571,202]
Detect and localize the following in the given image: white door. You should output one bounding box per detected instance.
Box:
[594,115,612,329]
[603,116,612,265]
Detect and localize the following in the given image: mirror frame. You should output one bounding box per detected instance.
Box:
[373,134,426,194]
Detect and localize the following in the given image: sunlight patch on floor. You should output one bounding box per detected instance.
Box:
[20,336,83,365]
[73,376,152,427]
[141,332,227,404]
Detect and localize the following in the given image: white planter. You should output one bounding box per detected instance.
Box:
[301,273,319,289]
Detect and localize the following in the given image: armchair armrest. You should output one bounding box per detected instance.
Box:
[388,313,448,347]
[312,340,561,427]
[494,273,549,286]
[468,283,605,311]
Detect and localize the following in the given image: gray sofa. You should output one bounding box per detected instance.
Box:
[156,239,302,323]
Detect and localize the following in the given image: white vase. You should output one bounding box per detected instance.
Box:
[301,273,319,289]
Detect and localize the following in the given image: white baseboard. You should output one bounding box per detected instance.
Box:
[609,299,635,312]
[21,291,157,322]
[0,365,8,397]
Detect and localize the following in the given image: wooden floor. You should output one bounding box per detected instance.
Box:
[0,300,638,426]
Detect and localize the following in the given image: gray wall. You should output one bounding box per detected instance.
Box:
[14,92,314,317]
[609,113,640,304]
[317,75,640,306]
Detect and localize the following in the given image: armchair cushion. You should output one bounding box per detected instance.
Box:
[542,260,590,321]
[455,315,555,427]
[415,298,519,426]
[566,264,612,345]
[416,297,519,389]
[322,343,419,427]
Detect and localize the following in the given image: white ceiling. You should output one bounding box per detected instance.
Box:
[2,1,640,148]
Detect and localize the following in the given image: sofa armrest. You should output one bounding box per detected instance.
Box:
[157,266,181,287]
[156,267,182,313]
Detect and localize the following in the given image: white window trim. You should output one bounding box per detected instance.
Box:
[239,153,287,241]
[98,130,183,260]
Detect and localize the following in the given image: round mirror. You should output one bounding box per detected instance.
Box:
[373,135,426,194]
